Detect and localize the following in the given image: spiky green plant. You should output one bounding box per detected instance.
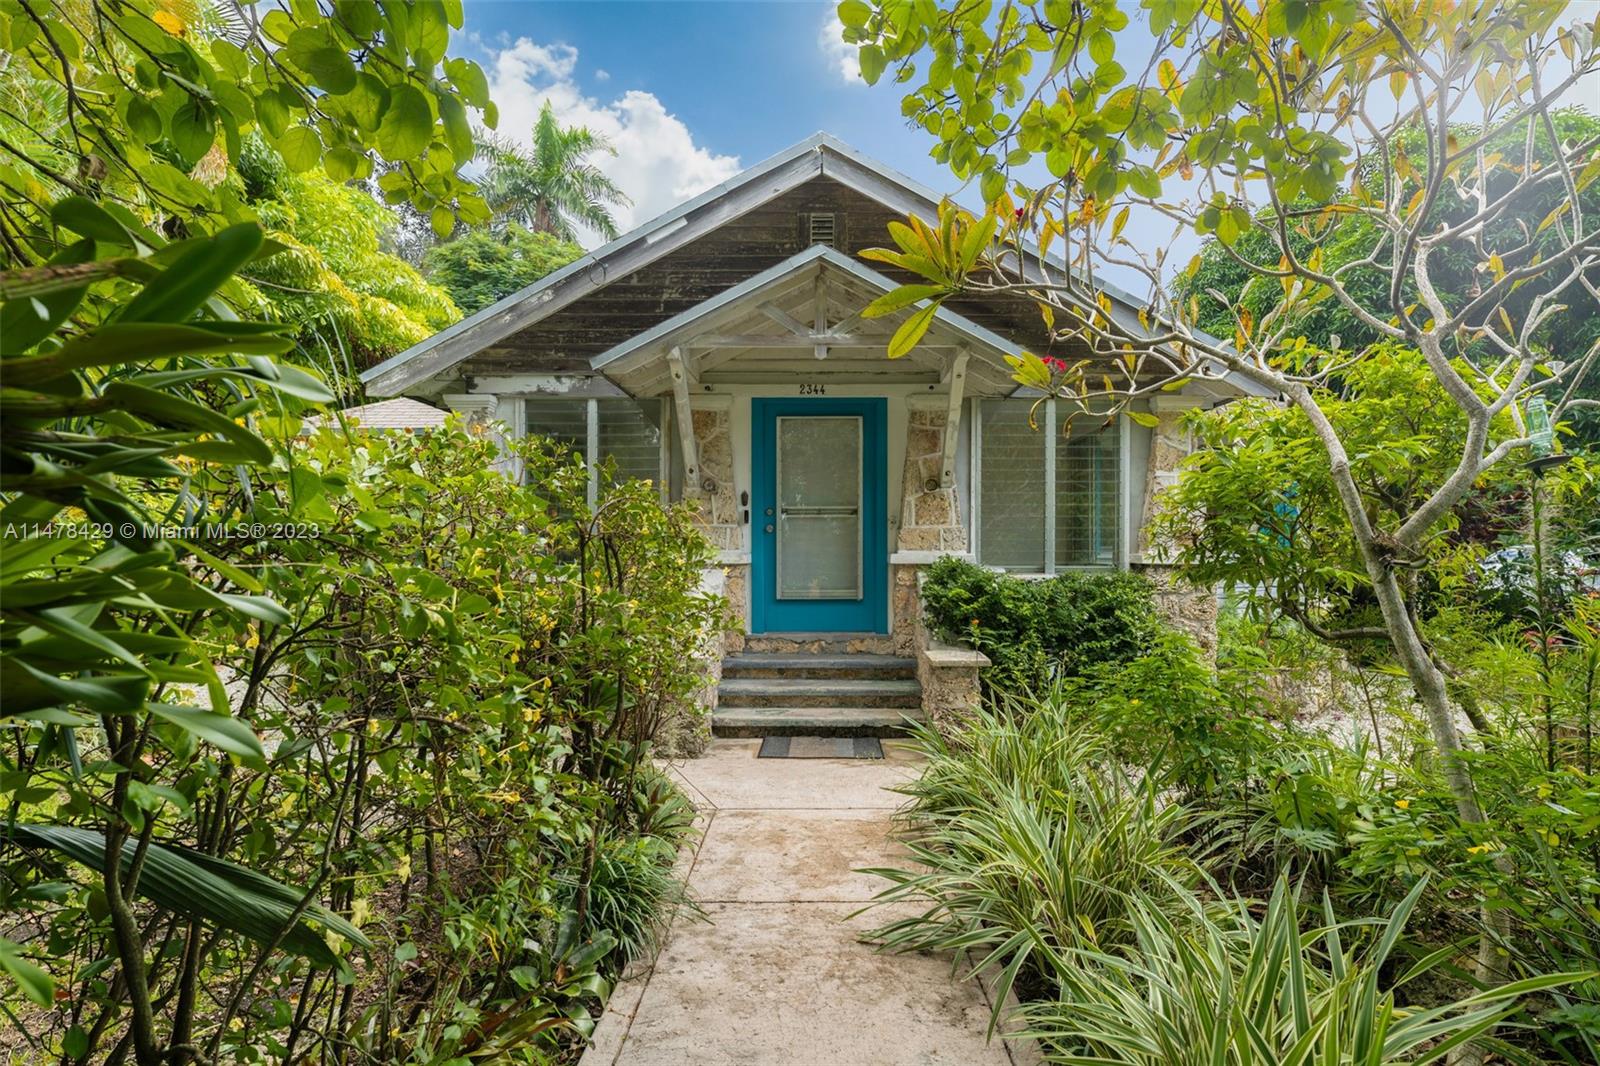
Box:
[1026,877,1584,1065]
[862,698,1195,1033]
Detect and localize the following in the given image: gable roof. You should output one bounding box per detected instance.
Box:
[301,397,450,433]
[592,243,1025,395]
[362,131,1273,400]
[363,132,948,396]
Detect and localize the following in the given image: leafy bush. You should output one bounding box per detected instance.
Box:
[424,224,584,315]
[3,372,719,1060]
[919,557,1160,692]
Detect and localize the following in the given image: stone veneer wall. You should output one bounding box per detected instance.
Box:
[1135,396,1217,654]
[896,399,968,553]
[687,403,741,551]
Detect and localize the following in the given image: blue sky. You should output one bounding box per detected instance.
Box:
[455,1,960,235]
[452,0,1600,295]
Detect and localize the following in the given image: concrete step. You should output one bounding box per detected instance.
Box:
[711,706,925,738]
[717,677,923,710]
[721,653,917,681]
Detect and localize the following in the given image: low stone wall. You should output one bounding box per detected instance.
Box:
[917,639,990,735]
[653,564,726,758]
[1134,562,1218,658]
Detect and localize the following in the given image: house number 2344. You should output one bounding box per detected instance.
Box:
[798,384,826,395]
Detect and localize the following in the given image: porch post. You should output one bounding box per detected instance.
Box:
[896,395,967,554]
[443,393,519,479]
[684,394,739,550]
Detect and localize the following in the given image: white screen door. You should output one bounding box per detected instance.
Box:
[775,415,862,600]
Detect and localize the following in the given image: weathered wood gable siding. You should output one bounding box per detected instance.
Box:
[457,178,1083,379]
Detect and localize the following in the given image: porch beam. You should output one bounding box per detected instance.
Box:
[758,302,813,336]
[666,346,701,487]
[941,349,969,489]
[686,333,933,349]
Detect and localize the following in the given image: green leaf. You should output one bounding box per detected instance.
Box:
[437,92,474,165]
[50,196,144,248]
[430,205,455,239]
[0,937,52,1008]
[169,98,215,167]
[6,323,294,385]
[119,223,265,324]
[147,703,266,764]
[256,89,291,138]
[445,57,489,108]
[278,126,323,173]
[0,239,94,355]
[1,660,151,717]
[377,84,433,161]
[5,825,369,968]
[887,302,939,358]
[861,284,946,319]
[125,94,162,141]
[838,0,872,28]
[1089,29,1115,65]
[287,29,358,95]
[859,44,888,85]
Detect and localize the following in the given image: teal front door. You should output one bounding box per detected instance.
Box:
[751,398,888,633]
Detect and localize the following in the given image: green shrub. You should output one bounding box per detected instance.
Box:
[2,421,721,1062]
[1064,631,1274,799]
[919,557,1161,692]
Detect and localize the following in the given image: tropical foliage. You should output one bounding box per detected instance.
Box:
[871,619,1600,1062]
[424,224,585,315]
[0,0,495,262]
[839,0,1599,1002]
[0,6,714,1062]
[476,102,631,242]
[235,136,461,368]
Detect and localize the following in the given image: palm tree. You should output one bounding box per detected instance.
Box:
[475,102,631,242]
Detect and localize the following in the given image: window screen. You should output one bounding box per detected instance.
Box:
[978,401,1047,570]
[522,398,587,456]
[1056,419,1120,568]
[977,399,1121,572]
[598,399,664,486]
[522,397,665,498]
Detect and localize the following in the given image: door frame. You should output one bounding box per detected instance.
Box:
[750,397,888,634]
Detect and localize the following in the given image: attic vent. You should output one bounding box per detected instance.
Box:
[807,212,838,246]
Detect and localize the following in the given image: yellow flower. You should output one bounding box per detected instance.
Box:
[1395,799,1410,810]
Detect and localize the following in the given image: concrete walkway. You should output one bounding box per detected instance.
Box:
[581,739,1033,1066]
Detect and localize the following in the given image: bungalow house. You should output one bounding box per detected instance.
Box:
[360,133,1254,740]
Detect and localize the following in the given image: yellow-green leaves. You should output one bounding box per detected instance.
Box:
[861,284,948,319]
[888,302,940,358]
[860,202,1002,358]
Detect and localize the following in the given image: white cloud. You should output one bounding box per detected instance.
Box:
[481,37,741,246]
[594,68,610,82]
[820,15,863,85]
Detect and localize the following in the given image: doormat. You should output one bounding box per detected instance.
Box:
[758,736,884,759]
